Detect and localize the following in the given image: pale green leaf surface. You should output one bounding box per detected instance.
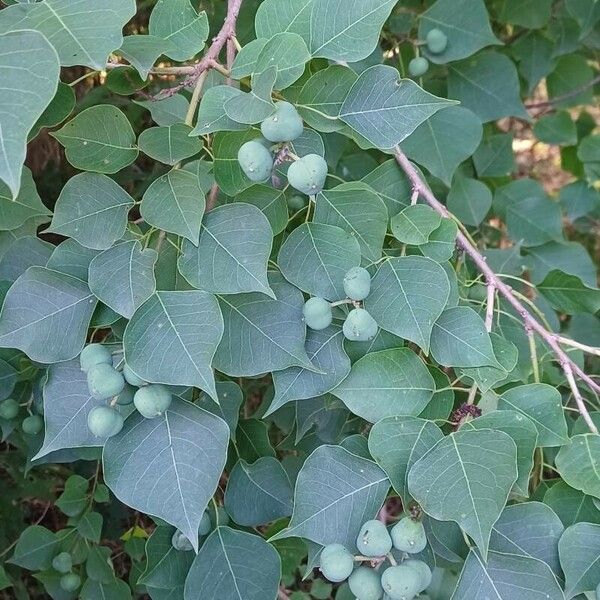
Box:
[555,434,600,501]
[0,168,50,231]
[138,124,202,166]
[558,522,600,598]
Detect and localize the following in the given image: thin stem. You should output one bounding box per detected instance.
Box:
[525,74,600,109]
[331,299,354,307]
[386,553,398,566]
[232,36,243,52]
[555,335,600,358]
[485,283,495,332]
[185,70,209,126]
[410,188,419,206]
[528,329,540,383]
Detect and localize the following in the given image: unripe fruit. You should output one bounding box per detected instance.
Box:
[303,297,332,330]
[123,364,145,387]
[80,343,112,372]
[87,363,125,400]
[134,384,172,418]
[87,406,124,438]
[0,398,19,420]
[287,194,307,212]
[287,153,328,195]
[349,566,384,600]
[356,519,392,557]
[408,57,429,77]
[238,140,274,182]
[116,384,135,405]
[403,559,432,592]
[381,565,422,600]
[22,414,43,435]
[171,529,194,551]
[59,573,81,592]
[343,267,371,301]
[199,510,212,536]
[343,308,378,342]
[426,29,448,54]
[52,552,72,574]
[260,101,304,142]
[390,517,427,554]
[320,543,354,583]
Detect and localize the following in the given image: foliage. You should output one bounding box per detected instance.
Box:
[0,0,599,599]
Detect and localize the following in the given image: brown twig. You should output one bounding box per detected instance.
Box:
[525,73,600,109]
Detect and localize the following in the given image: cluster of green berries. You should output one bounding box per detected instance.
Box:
[51,551,81,592]
[408,28,448,78]
[237,101,328,196]
[303,267,379,342]
[171,506,229,551]
[320,516,430,600]
[0,397,43,435]
[80,344,173,439]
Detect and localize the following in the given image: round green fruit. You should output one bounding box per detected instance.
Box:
[426,28,448,54]
[356,519,392,557]
[343,267,371,301]
[320,543,354,583]
[238,140,274,182]
[0,398,19,420]
[87,363,125,400]
[287,194,307,212]
[348,566,384,600]
[87,406,124,438]
[52,552,73,574]
[303,297,333,331]
[79,343,112,372]
[59,573,81,592]
[343,308,378,342]
[134,384,172,418]
[22,414,43,435]
[171,529,194,551]
[381,565,421,600]
[403,559,432,592]
[199,510,212,536]
[287,153,328,195]
[123,364,145,387]
[408,57,429,77]
[390,517,427,554]
[261,101,304,142]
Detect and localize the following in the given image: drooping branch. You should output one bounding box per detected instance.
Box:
[525,73,600,109]
[393,146,599,434]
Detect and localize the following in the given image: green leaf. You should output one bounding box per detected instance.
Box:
[418,0,500,64]
[254,32,311,90]
[255,0,312,40]
[0,30,59,198]
[80,578,131,600]
[9,526,59,570]
[224,68,277,125]
[0,0,135,69]
[555,434,600,500]
[446,175,492,227]
[48,173,135,250]
[197,381,243,440]
[448,52,529,123]
[0,267,96,363]
[340,65,455,149]
[419,218,459,262]
[0,358,16,402]
[538,270,600,314]
[368,416,444,504]
[506,196,563,247]
[77,511,103,543]
[213,130,263,196]
[0,168,50,231]
[331,348,435,422]
[527,241,596,286]
[184,527,281,600]
[47,239,99,282]
[55,474,88,517]
[235,185,288,235]
[135,95,190,126]
[117,35,175,80]
[473,133,515,177]
[178,203,274,297]
[104,398,228,552]
[225,457,293,526]
[278,223,361,301]
[269,325,350,415]
[85,545,115,584]
[138,124,202,166]
[547,54,595,109]
[52,105,138,173]
[408,429,517,559]
[237,419,276,463]
[544,481,600,528]
[314,182,388,261]
[141,169,206,244]
[497,384,569,447]
[0,236,53,282]
[29,81,75,139]
[391,204,442,246]
[400,107,483,186]
[364,256,450,352]
[560,180,600,221]
[192,85,250,135]
[88,241,158,319]
[512,32,555,95]
[498,0,553,28]
[533,111,577,146]
[361,159,413,217]
[270,445,389,549]
[558,522,600,598]
[230,38,269,80]
[148,0,209,61]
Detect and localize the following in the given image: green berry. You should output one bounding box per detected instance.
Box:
[408,57,429,77]
[199,510,212,536]
[87,406,124,438]
[134,384,172,418]
[238,140,274,182]
[59,573,81,592]
[80,343,112,372]
[381,565,421,600]
[52,552,72,574]
[123,364,145,387]
[426,28,448,54]
[22,414,43,435]
[356,519,392,557]
[390,517,427,554]
[87,363,125,400]
[320,543,354,583]
[261,101,304,142]
[348,566,384,600]
[343,267,371,301]
[343,308,378,342]
[303,297,332,331]
[171,529,194,551]
[287,153,328,195]
[116,384,135,405]
[287,194,307,212]
[403,559,432,592]
[0,398,19,420]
